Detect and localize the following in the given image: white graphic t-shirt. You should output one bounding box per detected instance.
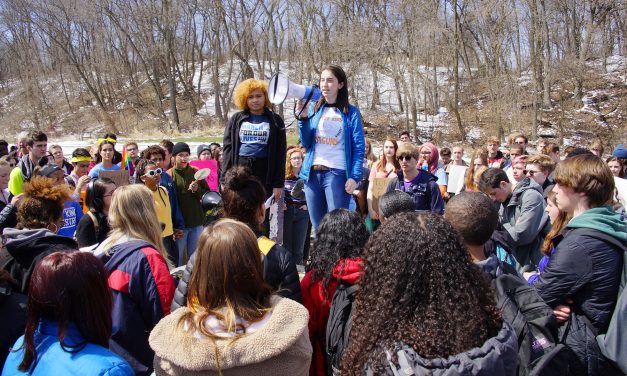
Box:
[312,107,346,170]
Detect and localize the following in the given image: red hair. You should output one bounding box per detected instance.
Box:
[19,252,112,371]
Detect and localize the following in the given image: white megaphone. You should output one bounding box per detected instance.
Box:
[268,72,321,105]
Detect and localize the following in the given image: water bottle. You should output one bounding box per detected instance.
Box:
[421,161,428,171]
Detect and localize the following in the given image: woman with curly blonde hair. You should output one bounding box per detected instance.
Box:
[1,176,78,294]
[222,78,286,205]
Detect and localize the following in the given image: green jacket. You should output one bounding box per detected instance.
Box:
[168,165,208,228]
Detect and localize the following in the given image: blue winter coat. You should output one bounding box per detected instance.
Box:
[2,320,132,376]
[298,103,365,182]
[98,240,175,376]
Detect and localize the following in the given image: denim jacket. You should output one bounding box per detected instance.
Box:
[298,103,365,182]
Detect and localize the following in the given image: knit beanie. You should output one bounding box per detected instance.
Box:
[197,144,211,157]
[612,144,627,159]
[172,142,191,156]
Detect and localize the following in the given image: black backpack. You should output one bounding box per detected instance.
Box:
[494,274,574,375]
[325,281,358,376]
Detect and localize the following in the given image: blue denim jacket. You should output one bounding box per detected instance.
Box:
[297,103,365,182]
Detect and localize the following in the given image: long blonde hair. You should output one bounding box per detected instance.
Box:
[105,184,167,263]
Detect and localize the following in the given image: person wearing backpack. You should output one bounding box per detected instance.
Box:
[445,191,518,278]
[341,212,518,375]
[530,154,626,376]
[477,168,546,271]
[300,208,368,376]
[446,192,570,375]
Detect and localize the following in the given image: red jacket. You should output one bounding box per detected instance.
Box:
[300,258,362,376]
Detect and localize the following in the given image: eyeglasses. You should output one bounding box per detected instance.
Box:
[526,170,541,176]
[143,168,163,177]
[397,155,414,161]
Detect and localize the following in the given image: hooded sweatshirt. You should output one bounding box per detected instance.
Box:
[1,228,78,293]
[301,258,361,376]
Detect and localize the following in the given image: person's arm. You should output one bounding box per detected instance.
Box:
[170,252,196,312]
[0,203,18,232]
[367,167,378,219]
[297,102,315,149]
[429,181,445,214]
[503,190,545,245]
[220,115,236,186]
[347,108,365,183]
[134,247,176,326]
[531,241,591,308]
[164,177,185,231]
[272,114,287,190]
[75,214,97,248]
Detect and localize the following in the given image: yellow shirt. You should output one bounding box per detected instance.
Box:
[153,187,173,237]
[8,167,24,196]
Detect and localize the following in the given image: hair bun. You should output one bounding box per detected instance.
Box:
[224,166,253,191]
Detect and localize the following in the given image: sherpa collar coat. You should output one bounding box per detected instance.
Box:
[149,296,312,376]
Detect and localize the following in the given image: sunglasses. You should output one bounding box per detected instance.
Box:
[397,155,414,161]
[526,170,541,176]
[143,168,163,177]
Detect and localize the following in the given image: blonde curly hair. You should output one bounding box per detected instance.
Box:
[232,79,271,110]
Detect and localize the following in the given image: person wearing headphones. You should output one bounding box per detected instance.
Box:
[74,177,116,248]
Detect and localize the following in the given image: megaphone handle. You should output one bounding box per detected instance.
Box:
[294,84,319,120]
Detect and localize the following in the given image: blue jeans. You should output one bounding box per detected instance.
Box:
[283,205,310,265]
[304,168,350,233]
[175,225,203,266]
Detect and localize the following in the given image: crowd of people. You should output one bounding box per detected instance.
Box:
[0,64,626,376]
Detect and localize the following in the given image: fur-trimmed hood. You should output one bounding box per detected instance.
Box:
[149,295,312,375]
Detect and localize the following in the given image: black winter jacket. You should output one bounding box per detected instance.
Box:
[0,204,17,233]
[1,228,78,293]
[0,278,27,369]
[365,322,518,376]
[532,227,625,376]
[171,240,301,311]
[221,108,287,189]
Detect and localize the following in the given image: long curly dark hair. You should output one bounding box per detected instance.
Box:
[309,209,368,301]
[341,212,502,375]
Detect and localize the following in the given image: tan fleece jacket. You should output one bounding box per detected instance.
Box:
[149,296,312,375]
